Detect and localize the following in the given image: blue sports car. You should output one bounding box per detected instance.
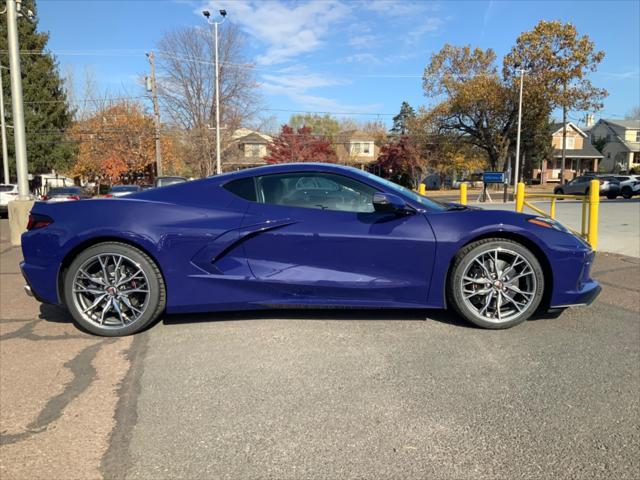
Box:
[21,163,600,336]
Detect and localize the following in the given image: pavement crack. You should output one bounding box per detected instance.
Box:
[100,332,148,480]
[0,320,88,341]
[0,338,116,446]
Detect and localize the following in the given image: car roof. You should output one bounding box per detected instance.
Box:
[211,163,361,183]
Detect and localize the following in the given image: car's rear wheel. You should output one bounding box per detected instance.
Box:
[606,193,617,199]
[64,242,165,336]
[621,187,632,199]
[448,239,545,329]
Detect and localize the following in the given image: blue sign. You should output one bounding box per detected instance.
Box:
[483,171,506,184]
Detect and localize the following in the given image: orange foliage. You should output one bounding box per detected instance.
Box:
[69,101,183,183]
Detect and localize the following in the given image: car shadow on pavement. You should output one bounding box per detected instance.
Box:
[162,308,473,329]
[39,304,74,323]
[37,303,567,334]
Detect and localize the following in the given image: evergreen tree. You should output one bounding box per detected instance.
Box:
[0,0,74,178]
[390,101,416,137]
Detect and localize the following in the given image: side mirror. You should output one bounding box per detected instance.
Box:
[373,192,411,214]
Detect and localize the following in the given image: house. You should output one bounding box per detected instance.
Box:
[535,122,603,183]
[334,130,380,169]
[222,128,272,171]
[588,119,640,173]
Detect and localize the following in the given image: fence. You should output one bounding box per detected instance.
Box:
[418,180,598,250]
[515,180,599,250]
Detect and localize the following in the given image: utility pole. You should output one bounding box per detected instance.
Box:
[560,81,567,185]
[513,67,526,192]
[146,51,162,177]
[6,0,29,199]
[203,9,226,175]
[0,63,10,184]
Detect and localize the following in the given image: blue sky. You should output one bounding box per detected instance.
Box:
[37,0,640,128]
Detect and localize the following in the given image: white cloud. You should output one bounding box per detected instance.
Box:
[261,71,381,114]
[349,34,378,49]
[405,17,445,45]
[200,0,351,64]
[361,0,439,17]
[343,53,383,65]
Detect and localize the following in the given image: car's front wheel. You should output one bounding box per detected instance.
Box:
[448,239,545,329]
[64,242,166,336]
[621,187,633,199]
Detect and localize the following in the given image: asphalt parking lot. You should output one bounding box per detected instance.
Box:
[1,217,639,479]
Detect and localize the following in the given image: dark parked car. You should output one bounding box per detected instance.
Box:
[21,163,600,336]
[554,176,620,199]
[154,176,187,188]
[42,186,90,203]
[105,185,143,198]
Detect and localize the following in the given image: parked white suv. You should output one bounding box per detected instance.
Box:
[600,175,640,199]
[0,184,19,218]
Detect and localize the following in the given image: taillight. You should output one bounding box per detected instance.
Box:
[27,214,53,231]
[104,194,113,198]
[42,195,49,201]
[68,195,80,200]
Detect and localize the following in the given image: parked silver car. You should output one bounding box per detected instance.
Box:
[554,176,621,199]
[600,175,640,199]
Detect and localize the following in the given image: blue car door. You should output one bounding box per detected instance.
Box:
[238,171,437,307]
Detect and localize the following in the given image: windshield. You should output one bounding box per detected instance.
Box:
[49,187,80,195]
[356,169,448,211]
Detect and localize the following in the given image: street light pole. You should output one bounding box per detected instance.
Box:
[203,9,226,175]
[146,51,163,177]
[6,0,29,199]
[0,63,10,184]
[513,67,526,192]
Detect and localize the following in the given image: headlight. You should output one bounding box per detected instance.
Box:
[527,216,571,234]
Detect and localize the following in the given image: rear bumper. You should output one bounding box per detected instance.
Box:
[20,261,59,304]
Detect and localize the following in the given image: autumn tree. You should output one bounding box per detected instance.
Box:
[375,136,424,189]
[68,101,182,185]
[504,21,606,182]
[155,24,261,176]
[289,113,341,141]
[422,21,607,172]
[265,125,337,164]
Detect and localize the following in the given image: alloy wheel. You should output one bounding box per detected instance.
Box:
[71,253,151,329]
[460,247,537,324]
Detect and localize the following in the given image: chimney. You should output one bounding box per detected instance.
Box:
[586,114,595,128]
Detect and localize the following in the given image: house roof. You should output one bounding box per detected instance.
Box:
[602,119,640,130]
[549,122,587,137]
[235,132,271,144]
[230,128,272,142]
[552,142,603,159]
[335,130,375,141]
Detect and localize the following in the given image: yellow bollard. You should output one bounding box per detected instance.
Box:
[588,179,599,250]
[459,183,467,205]
[418,184,426,195]
[581,197,588,236]
[550,197,556,219]
[515,182,525,213]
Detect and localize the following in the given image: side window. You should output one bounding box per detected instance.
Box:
[256,173,377,213]
[223,177,257,201]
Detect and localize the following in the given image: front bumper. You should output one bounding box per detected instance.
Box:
[552,281,601,308]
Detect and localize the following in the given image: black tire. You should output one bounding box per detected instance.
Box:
[63,242,166,336]
[606,193,617,200]
[448,238,545,329]
[621,187,632,199]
